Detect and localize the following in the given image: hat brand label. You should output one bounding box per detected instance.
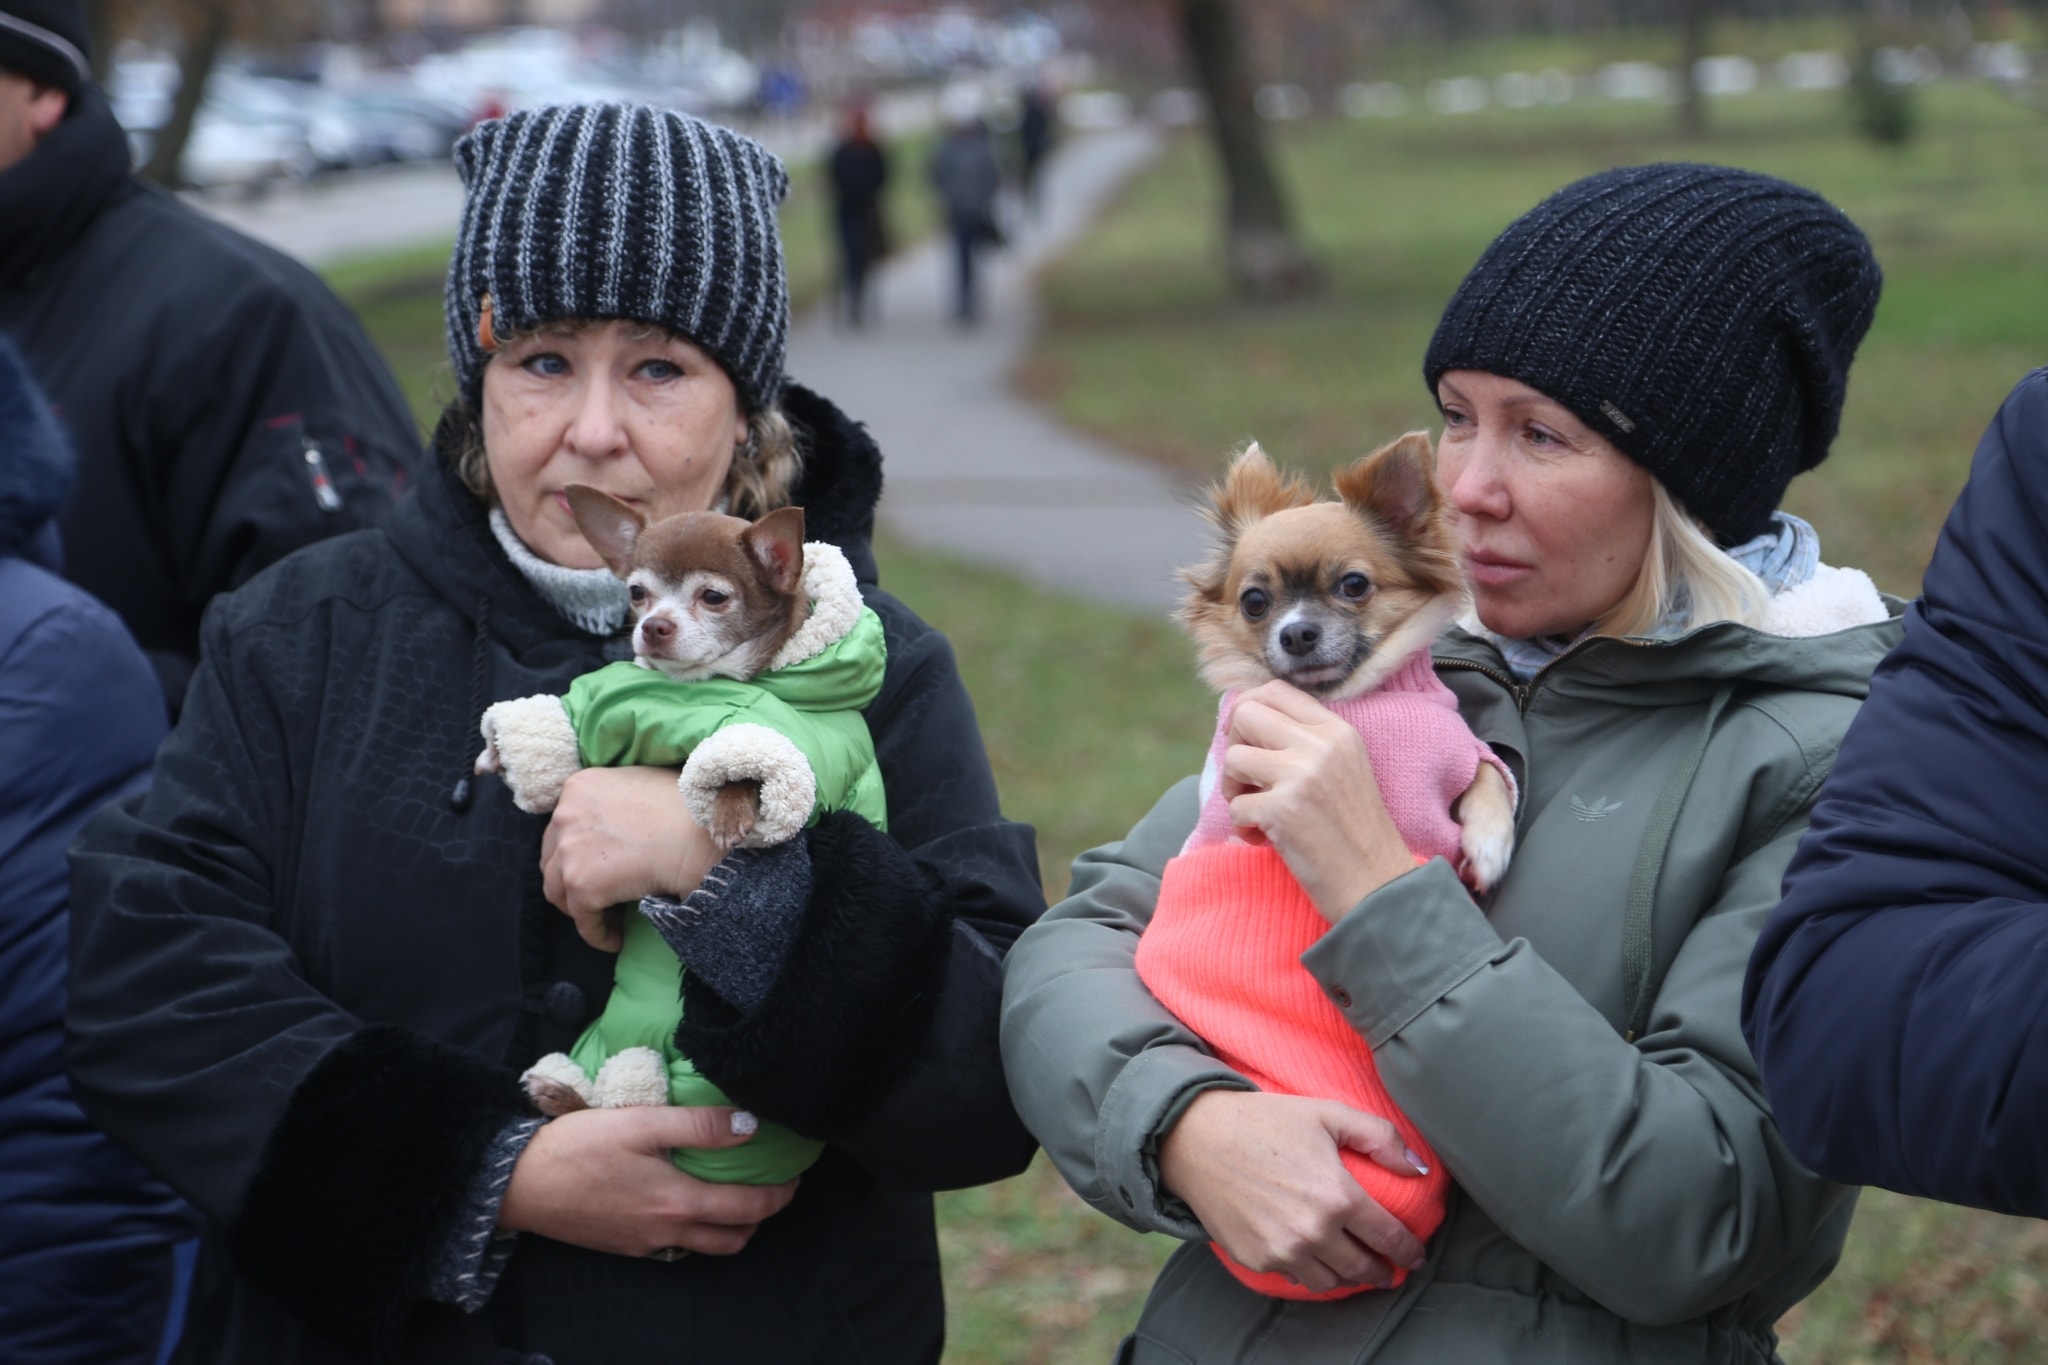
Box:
[1599,401,1637,433]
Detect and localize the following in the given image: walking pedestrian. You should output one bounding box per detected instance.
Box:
[928,93,1002,325]
[826,100,889,328]
[0,0,421,718]
[1016,80,1055,220]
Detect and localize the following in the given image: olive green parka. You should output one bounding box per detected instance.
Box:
[1001,575,1901,1364]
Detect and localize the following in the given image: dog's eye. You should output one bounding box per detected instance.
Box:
[1338,572,1371,600]
[1240,587,1270,620]
[700,588,729,607]
[628,584,647,604]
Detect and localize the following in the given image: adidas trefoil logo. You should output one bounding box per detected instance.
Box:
[1571,795,1625,823]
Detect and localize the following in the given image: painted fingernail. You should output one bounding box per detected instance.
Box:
[1408,1252,1429,1271]
[1404,1147,1430,1175]
[731,1110,758,1136]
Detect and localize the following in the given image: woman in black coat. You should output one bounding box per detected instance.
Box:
[64,103,1042,1365]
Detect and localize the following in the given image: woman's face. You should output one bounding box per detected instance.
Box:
[481,320,748,569]
[1434,370,1657,641]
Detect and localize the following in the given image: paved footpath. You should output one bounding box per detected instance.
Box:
[192,122,1204,619]
[785,125,1205,618]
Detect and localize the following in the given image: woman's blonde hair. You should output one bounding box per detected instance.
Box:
[451,320,803,519]
[1592,480,1768,639]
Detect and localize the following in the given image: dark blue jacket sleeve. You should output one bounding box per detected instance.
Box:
[1745,368,2048,1213]
[0,569,196,1364]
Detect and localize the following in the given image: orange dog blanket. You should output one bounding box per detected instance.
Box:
[1135,841,1449,1301]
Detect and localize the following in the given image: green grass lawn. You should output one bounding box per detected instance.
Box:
[328,69,2048,1358]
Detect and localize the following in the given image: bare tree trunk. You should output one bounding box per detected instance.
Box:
[1176,0,1324,301]
[143,3,230,188]
[1677,0,1709,135]
[84,0,117,83]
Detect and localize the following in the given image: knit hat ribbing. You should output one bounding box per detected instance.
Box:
[0,0,91,94]
[447,103,790,414]
[1423,163,1882,544]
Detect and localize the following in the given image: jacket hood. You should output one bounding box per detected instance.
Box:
[0,332,74,558]
[1438,570,1906,707]
[387,380,885,653]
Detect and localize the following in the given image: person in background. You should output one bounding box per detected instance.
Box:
[0,0,420,718]
[1016,80,1055,220]
[0,333,196,1364]
[927,91,1002,325]
[826,98,889,329]
[1745,368,2048,1214]
[64,103,1042,1364]
[1003,163,1898,1363]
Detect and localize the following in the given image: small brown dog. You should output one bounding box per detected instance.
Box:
[474,487,813,849]
[1177,432,1514,887]
[1131,433,1517,1301]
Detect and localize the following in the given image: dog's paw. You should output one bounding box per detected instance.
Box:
[593,1048,671,1109]
[521,1053,594,1117]
[1461,819,1515,894]
[707,780,762,852]
[1456,765,1517,895]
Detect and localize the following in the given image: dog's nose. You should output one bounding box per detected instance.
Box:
[641,616,676,646]
[1280,622,1321,657]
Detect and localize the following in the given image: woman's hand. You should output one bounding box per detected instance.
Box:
[1157,1090,1428,1294]
[499,1106,798,1257]
[1224,680,1417,922]
[541,766,721,950]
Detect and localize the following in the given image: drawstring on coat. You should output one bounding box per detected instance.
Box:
[449,595,492,813]
[1620,682,1738,1043]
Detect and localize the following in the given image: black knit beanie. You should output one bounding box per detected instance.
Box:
[0,0,91,95]
[447,103,790,415]
[1423,163,1881,544]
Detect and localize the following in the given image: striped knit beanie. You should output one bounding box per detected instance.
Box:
[1423,163,1881,545]
[447,103,790,414]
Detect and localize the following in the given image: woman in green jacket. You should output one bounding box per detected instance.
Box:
[1002,164,1899,1363]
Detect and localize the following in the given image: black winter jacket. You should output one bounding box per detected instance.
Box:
[1746,368,2048,1213]
[0,85,421,715]
[65,382,1043,1364]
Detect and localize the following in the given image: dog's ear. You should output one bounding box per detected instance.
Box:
[564,485,647,578]
[1211,443,1316,538]
[743,506,807,596]
[1335,432,1440,541]
[1178,442,1315,611]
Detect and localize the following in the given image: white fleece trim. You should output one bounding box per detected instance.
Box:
[680,723,817,848]
[593,1048,671,1108]
[1757,563,1889,638]
[767,542,864,672]
[478,694,582,814]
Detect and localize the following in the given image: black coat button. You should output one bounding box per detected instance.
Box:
[1330,986,1353,1009]
[543,981,589,1026]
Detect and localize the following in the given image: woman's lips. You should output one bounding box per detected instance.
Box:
[1464,552,1532,587]
[552,490,641,514]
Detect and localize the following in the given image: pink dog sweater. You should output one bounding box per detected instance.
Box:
[1137,648,1510,1301]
